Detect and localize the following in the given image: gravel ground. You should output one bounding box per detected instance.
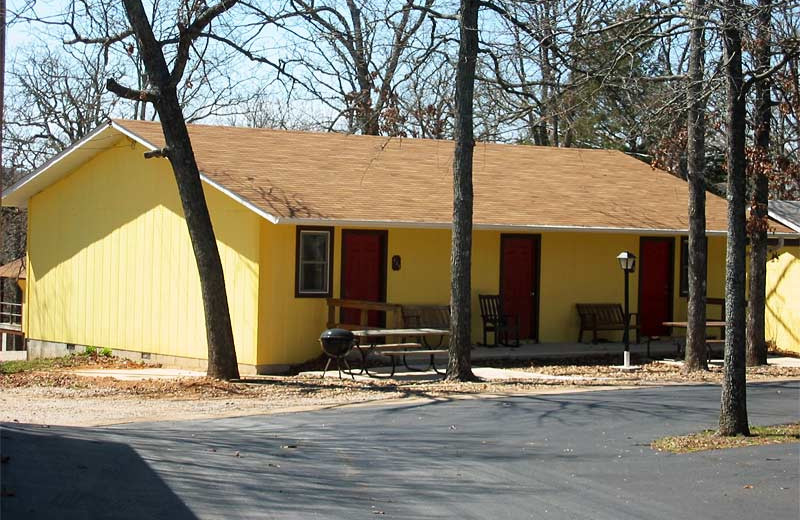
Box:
[0,386,406,427]
[2,356,799,427]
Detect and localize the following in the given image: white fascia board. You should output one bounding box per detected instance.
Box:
[113,121,281,223]
[2,119,281,223]
[768,213,800,234]
[2,122,118,207]
[110,120,158,151]
[198,175,280,224]
[273,217,734,236]
[112,121,280,222]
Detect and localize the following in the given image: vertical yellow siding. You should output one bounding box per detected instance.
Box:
[256,226,736,365]
[385,228,500,341]
[765,247,800,354]
[671,236,727,326]
[26,141,260,365]
[538,233,640,342]
[256,223,339,365]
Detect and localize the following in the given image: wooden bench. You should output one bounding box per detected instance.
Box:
[478,294,519,347]
[576,303,640,344]
[705,297,726,339]
[326,298,403,330]
[401,304,450,347]
[706,339,725,361]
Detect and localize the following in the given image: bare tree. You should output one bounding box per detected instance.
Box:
[1,0,25,311]
[477,1,687,150]
[746,0,773,367]
[685,0,709,371]
[3,46,120,171]
[109,0,242,379]
[447,0,479,382]
[240,0,439,135]
[719,0,750,437]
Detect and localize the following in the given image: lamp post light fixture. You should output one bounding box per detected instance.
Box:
[616,251,636,368]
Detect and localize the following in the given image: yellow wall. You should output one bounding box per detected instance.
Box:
[765,246,800,354]
[26,140,261,365]
[259,227,731,365]
[385,228,498,340]
[670,236,727,327]
[256,223,336,366]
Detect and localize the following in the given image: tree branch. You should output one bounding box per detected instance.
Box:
[106,78,159,103]
[169,0,240,87]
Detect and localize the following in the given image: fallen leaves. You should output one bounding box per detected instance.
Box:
[652,423,800,453]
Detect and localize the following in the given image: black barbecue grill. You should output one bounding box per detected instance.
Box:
[319,328,356,379]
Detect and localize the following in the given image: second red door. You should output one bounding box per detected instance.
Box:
[501,235,540,341]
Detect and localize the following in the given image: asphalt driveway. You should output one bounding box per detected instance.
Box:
[2,382,798,519]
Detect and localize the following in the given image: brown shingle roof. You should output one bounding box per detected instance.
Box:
[0,258,25,279]
[112,120,750,233]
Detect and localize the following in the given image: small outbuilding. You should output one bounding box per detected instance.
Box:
[766,201,800,354]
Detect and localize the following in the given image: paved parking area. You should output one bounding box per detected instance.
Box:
[2,382,798,519]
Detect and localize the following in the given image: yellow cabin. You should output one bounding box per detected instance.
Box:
[2,120,798,372]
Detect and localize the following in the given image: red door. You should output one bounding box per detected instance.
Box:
[501,235,540,340]
[341,230,386,327]
[639,238,674,336]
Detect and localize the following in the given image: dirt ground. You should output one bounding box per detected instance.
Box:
[2,355,799,427]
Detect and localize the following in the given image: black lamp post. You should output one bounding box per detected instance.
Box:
[616,251,636,367]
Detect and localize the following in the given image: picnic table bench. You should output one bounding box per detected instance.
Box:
[353,328,450,378]
[576,303,640,344]
[661,321,727,360]
[401,304,450,348]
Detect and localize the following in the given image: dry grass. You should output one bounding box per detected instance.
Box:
[652,423,800,453]
[485,356,800,384]
[2,354,798,402]
[0,354,150,375]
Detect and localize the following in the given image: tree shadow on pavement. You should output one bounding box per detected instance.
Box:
[0,424,198,520]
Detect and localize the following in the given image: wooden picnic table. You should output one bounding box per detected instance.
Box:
[352,328,450,377]
[662,321,726,328]
[661,321,727,358]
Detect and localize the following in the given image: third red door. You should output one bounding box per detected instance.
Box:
[638,238,674,336]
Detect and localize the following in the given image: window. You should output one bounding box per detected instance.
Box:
[295,227,333,297]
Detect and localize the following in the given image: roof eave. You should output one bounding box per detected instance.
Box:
[2,122,119,207]
[271,217,756,236]
[0,120,284,224]
[768,212,800,233]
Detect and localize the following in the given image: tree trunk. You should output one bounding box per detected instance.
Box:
[684,0,708,371]
[447,0,479,382]
[746,0,771,367]
[0,0,5,198]
[719,0,750,437]
[121,0,240,380]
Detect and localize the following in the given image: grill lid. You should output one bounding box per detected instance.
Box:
[319,328,355,341]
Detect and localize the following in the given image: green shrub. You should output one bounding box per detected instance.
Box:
[100,347,113,357]
[83,345,97,356]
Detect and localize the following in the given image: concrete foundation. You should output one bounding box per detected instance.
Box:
[25,339,291,375]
